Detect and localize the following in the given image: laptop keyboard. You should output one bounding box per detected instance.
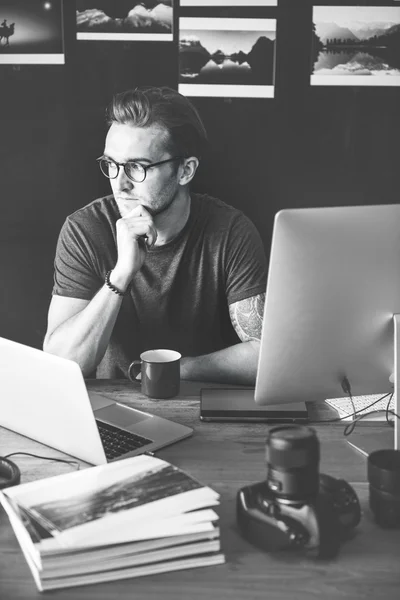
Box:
[95,420,153,460]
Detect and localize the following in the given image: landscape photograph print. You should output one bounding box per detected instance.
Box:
[179,17,276,98]
[180,1,277,6]
[11,456,206,538]
[311,4,400,86]
[0,0,64,64]
[76,0,173,41]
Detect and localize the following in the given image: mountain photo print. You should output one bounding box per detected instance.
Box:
[311,5,400,86]
[179,17,276,98]
[180,1,277,6]
[76,0,173,41]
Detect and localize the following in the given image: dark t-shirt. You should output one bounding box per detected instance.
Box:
[53,193,267,377]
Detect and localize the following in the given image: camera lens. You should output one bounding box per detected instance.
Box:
[368,449,400,528]
[265,425,320,501]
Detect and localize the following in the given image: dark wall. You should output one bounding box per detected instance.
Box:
[1,0,399,350]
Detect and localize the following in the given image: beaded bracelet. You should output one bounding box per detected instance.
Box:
[105,270,127,296]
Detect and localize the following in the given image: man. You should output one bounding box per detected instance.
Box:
[43,87,267,384]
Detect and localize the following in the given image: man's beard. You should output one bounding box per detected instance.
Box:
[146,193,176,217]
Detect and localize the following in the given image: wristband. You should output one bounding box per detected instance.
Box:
[105,270,128,296]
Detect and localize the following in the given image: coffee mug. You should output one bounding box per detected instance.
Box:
[128,349,181,399]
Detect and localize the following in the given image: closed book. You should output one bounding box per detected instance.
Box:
[0,455,224,592]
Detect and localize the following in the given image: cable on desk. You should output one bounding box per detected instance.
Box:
[3,452,81,471]
[312,391,399,438]
[341,376,357,419]
[343,393,396,436]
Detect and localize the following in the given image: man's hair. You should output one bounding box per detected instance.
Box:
[106,86,208,159]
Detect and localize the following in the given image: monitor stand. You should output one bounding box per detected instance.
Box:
[346,314,399,457]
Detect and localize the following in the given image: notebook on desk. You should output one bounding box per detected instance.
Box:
[0,337,192,466]
[200,388,309,422]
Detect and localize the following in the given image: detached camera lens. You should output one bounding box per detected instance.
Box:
[368,449,400,528]
[265,425,320,501]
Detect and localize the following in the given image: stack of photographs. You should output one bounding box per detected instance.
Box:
[0,454,224,591]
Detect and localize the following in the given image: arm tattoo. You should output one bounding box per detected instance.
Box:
[228,293,265,342]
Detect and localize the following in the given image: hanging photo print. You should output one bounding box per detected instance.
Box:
[76,0,173,41]
[0,0,64,64]
[311,4,400,86]
[179,16,276,98]
[180,1,277,6]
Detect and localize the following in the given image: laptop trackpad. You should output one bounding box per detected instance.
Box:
[95,404,150,428]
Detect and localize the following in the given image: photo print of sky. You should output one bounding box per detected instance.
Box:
[179,17,276,98]
[0,0,64,64]
[311,5,400,86]
[76,0,173,41]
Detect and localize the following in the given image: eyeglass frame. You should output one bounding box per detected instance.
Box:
[96,155,184,183]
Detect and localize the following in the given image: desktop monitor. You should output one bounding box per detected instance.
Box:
[254,204,400,450]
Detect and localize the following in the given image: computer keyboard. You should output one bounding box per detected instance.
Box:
[96,420,153,460]
[325,393,395,422]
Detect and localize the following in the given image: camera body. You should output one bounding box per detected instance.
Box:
[236,425,361,559]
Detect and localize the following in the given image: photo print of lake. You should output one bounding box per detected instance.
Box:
[76,0,173,41]
[179,17,276,98]
[311,5,400,86]
[0,0,64,64]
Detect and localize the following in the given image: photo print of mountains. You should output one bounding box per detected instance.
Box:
[180,1,277,6]
[0,0,64,64]
[179,17,276,98]
[311,5,400,86]
[76,0,173,41]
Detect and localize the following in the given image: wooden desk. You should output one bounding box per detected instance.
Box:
[1,380,399,600]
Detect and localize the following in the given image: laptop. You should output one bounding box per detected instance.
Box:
[0,337,193,465]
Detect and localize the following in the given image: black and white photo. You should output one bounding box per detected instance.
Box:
[0,0,64,64]
[180,1,277,6]
[76,0,173,41]
[179,17,276,98]
[311,5,400,86]
[29,462,202,532]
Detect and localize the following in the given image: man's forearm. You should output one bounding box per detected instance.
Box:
[44,285,124,377]
[180,340,260,385]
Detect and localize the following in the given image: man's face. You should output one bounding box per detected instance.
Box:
[103,122,182,217]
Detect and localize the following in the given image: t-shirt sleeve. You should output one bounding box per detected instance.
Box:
[52,217,103,300]
[224,212,268,305]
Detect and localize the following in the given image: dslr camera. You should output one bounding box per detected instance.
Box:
[237,425,361,559]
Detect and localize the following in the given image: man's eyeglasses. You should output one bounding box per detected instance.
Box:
[96,155,183,183]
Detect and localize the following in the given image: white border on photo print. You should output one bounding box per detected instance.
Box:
[0,0,65,64]
[77,32,173,41]
[311,4,400,87]
[179,17,276,98]
[0,53,64,64]
[180,1,277,6]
